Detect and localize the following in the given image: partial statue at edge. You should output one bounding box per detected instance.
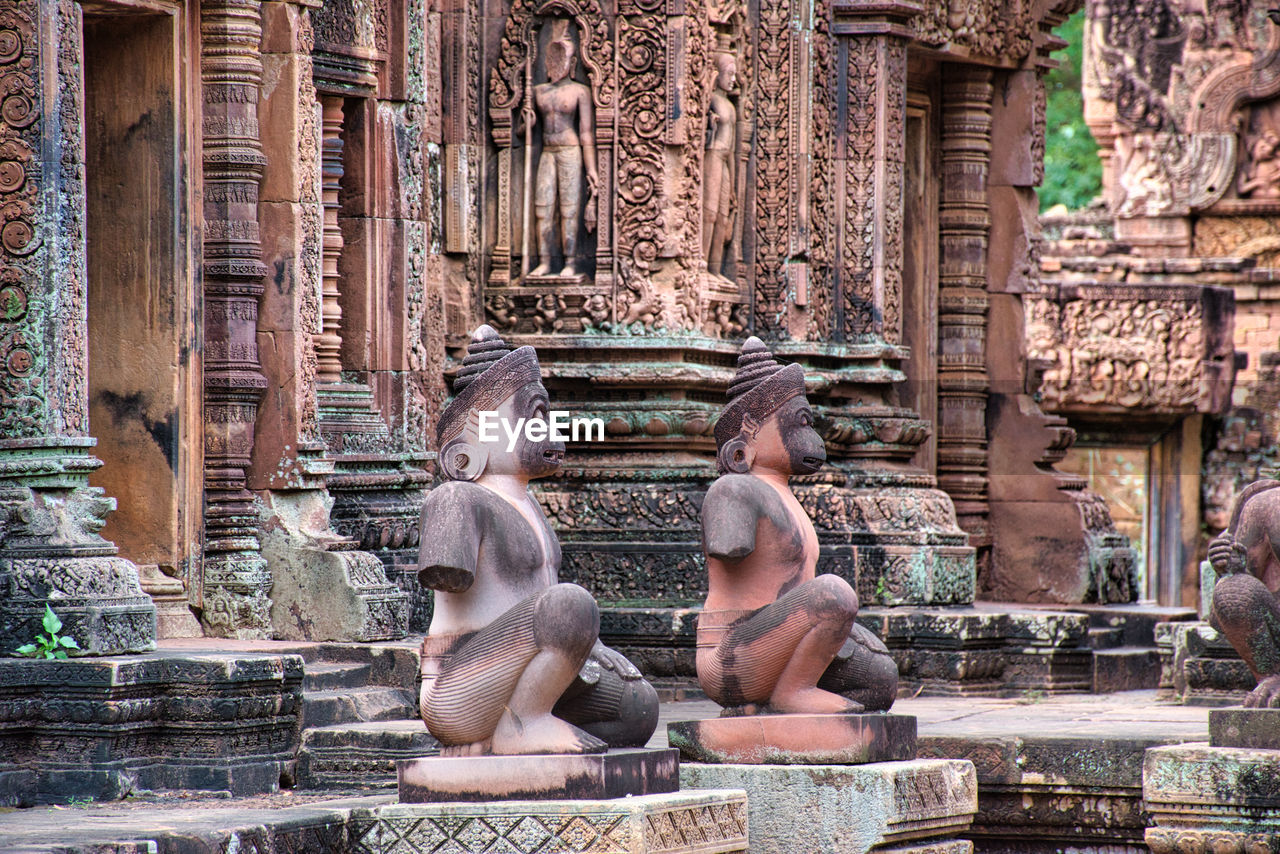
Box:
[520,19,598,281]
[697,337,899,715]
[1207,479,1280,708]
[704,48,738,280]
[416,325,658,754]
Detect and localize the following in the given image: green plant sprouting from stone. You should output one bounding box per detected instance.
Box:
[14,605,79,659]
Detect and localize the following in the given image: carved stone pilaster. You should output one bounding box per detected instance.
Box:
[808,0,975,604]
[937,67,993,552]
[317,96,345,384]
[0,0,156,655]
[200,0,273,638]
[310,6,436,631]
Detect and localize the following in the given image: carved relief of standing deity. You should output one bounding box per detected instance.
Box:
[1238,131,1280,199]
[522,20,598,280]
[704,51,738,280]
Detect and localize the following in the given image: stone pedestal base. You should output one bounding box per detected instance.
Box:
[397,748,679,802]
[682,760,975,854]
[1145,743,1280,852]
[668,714,916,765]
[349,790,749,854]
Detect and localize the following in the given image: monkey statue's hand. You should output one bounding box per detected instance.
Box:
[1208,532,1248,576]
[589,641,642,681]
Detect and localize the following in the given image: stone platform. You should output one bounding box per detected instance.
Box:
[655,690,1210,853]
[0,789,749,854]
[681,759,976,854]
[1145,742,1280,853]
[397,748,679,802]
[0,649,305,806]
[668,713,916,765]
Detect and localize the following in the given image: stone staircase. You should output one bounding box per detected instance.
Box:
[1078,604,1197,693]
[293,643,438,789]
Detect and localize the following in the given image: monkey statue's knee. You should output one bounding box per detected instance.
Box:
[1210,572,1275,638]
[807,574,859,628]
[560,672,660,748]
[849,650,898,712]
[819,622,899,712]
[533,582,600,661]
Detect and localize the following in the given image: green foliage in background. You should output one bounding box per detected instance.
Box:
[1041,9,1102,212]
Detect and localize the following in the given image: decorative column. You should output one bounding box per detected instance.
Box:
[937,67,993,560]
[813,0,974,607]
[247,2,408,642]
[200,0,273,637]
[0,0,155,654]
[310,2,435,631]
[316,96,344,384]
[832,11,910,344]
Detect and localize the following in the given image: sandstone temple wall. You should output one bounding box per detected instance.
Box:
[0,0,1142,655]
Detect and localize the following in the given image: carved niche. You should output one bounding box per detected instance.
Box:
[486,0,614,330]
[480,0,756,337]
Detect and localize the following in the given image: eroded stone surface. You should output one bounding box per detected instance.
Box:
[1145,743,1280,854]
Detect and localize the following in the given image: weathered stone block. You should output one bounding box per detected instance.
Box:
[1145,743,1280,853]
[919,734,1186,853]
[349,790,749,853]
[397,748,680,803]
[1210,708,1280,749]
[1157,620,1253,705]
[680,759,976,854]
[668,714,916,765]
[0,652,303,806]
[861,606,1092,696]
[261,491,409,642]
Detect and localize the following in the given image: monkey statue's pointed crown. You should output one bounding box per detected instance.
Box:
[713,336,807,448]
[437,325,541,446]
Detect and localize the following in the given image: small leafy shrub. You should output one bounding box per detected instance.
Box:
[15,605,80,659]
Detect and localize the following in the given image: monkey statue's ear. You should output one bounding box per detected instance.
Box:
[440,438,488,482]
[716,435,755,475]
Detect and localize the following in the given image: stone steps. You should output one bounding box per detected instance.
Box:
[292,643,428,791]
[1087,626,1124,649]
[300,686,418,730]
[298,720,438,789]
[303,661,374,692]
[1092,646,1162,692]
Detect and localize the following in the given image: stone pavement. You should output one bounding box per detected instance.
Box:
[0,691,1212,853]
[651,689,1210,747]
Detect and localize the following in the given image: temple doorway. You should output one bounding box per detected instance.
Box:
[82,7,202,605]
